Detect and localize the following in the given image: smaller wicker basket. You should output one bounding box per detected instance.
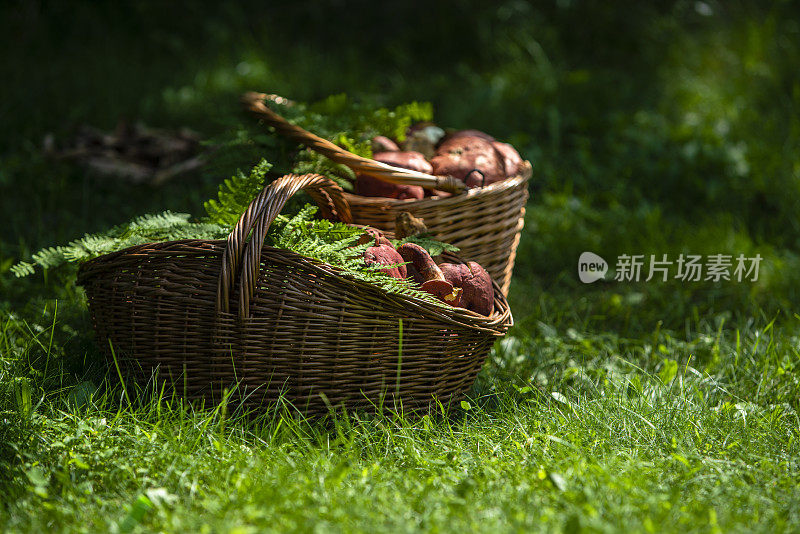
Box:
[77,173,512,415]
[243,92,531,295]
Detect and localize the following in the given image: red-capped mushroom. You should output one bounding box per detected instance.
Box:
[363,245,407,280]
[357,227,392,247]
[355,151,430,200]
[374,151,432,173]
[438,129,495,146]
[439,261,494,316]
[492,141,522,177]
[423,188,453,199]
[431,136,506,187]
[396,243,461,305]
[372,135,400,153]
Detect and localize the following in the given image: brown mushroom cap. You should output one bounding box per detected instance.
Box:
[373,151,433,174]
[357,227,392,247]
[355,151,430,200]
[355,175,424,200]
[439,262,467,287]
[431,136,506,187]
[363,245,408,280]
[371,135,400,153]
[438,129,495,145]
[397,243,442,281]
[421,279,462,304]
[440,261,494,316]
[424,188,453,199]
[492,141,522,177]
[405,261,422,284]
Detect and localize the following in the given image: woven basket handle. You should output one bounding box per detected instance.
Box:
[217,173,353,318]
[242,91,466,194]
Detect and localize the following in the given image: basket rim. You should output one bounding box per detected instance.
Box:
[343,163,531,207]
[76,238,513,336]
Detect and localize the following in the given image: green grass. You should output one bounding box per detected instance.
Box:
[2,1,800,532]
[2,313,799,532]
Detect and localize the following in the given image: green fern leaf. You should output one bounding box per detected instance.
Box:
[10,261,35,278]
[12,211,228,277]
[204,159,272,227]
[395,236,460,257]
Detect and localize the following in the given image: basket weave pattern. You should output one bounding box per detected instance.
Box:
[78,174,512,414]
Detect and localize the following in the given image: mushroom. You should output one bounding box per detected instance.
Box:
[396,243,461,305]
[404,122,445,158]
[437,129,495,146]
[394,212,428,239]
[357,227,392,247]
[356,175,424,200]
[492,141,522,177]
[371,135,400,153]
[355,151,430,200]
[424,188,452,199]
[430,136,506,187]
[363,245,407,280]
[439,261,494,316]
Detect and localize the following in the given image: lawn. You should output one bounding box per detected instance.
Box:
[1,2,799,532]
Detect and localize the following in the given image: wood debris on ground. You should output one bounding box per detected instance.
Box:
[43,122,208,185]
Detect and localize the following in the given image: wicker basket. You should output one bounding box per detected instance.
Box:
[77,173,512,415]
[243,92,531,295]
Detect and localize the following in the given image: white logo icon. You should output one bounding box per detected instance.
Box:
[578,252,608,283]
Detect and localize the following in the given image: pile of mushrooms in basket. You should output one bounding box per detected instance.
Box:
[361,217,494,316]
[358,125,523,200]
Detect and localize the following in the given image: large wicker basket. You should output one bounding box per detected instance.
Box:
[243,92,531,295]
[77,173,512,415]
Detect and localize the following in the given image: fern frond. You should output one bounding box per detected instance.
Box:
[394,236,460,257]
[12,212,228,277]
[31,246,71,270]
[291,150,355,191]
[270,94,434,144]
[129,211,191,230]
[10,261,34,278]
[204,159,272,227]
[264,94,434,188]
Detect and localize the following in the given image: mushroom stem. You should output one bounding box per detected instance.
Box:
[396,243,462,305]
[439,261,494,316]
